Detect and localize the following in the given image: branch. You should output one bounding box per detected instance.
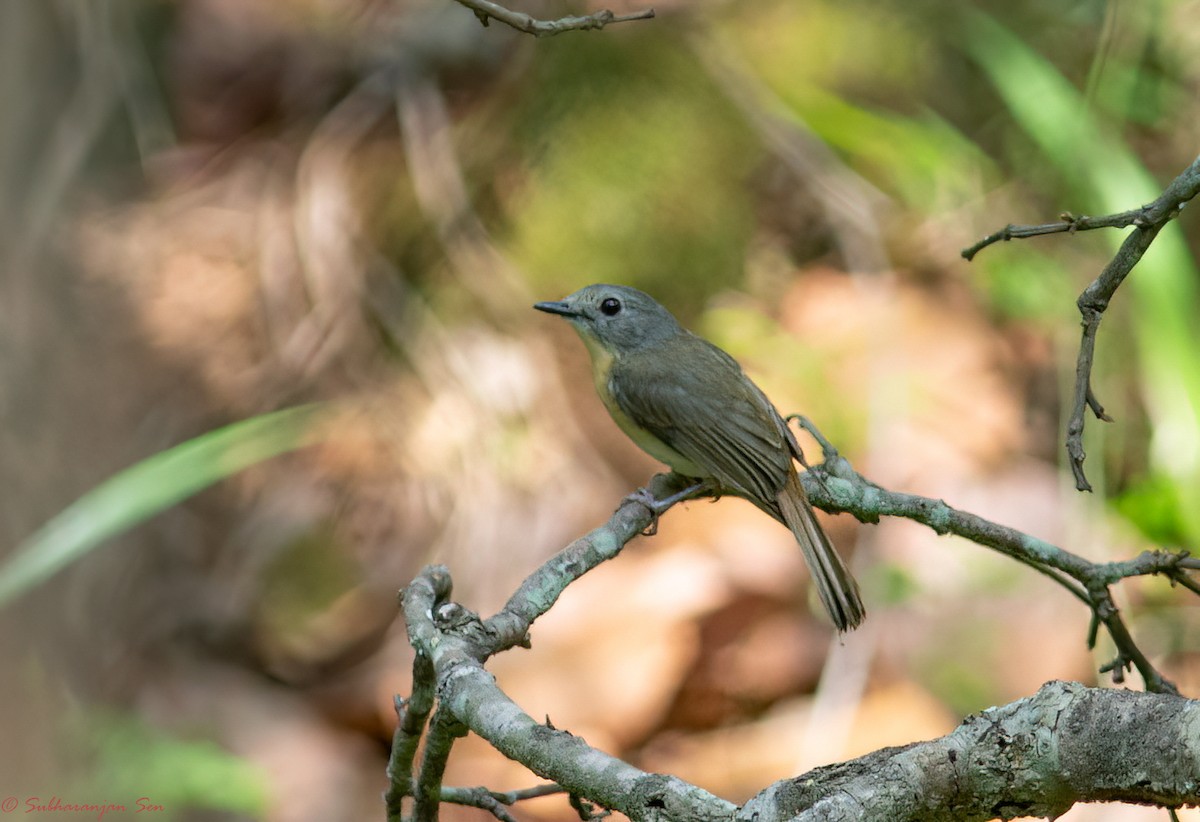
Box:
[483,472,698,653]
[961,209,1162,262]
[399,561,737,822]
[398,562,1199,820]
[383,651,435,821]
[739,680,1200,822]
[790,417,1188,694]
[440,784,563,821]
[413,708,468,822]
[1065,221,1162,491]
[453,0,655,37]
[962,154,1200,491]
[393,428,1200,817]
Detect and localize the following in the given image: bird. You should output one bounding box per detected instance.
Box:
[534,283,864,631]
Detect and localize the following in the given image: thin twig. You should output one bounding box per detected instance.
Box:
[413,709,469,822]
[441,784,564,821]
[1066,221,1162,491]
[384,650,436,820]
[963,154,1200,491]
[789,416,1190,692]
[453,0,654,37]
[961,209,1157,261]
[569,791,611,819]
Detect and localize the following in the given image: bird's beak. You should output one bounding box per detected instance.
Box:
[533,300,577,317]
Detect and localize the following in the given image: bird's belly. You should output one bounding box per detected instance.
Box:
[581,337,709,478]
[600,378,709,478]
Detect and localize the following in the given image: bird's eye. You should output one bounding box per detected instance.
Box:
[600,298,622,316]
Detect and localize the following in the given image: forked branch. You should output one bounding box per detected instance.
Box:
[389,425,1200,818]
[963,154,1200,491]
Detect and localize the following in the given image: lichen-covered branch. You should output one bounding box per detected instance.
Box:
[453,0,655,37]
[738,680,1200,822]
[412,708,468,822]
[482,471,694,653]
[399,561,737,822]
[397,559,1200,820]
[392,427,1199,818]
[962,154,1200,491]
[384,652,436,821]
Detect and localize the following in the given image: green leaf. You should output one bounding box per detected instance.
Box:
[78,710,268,818]
[0,405,325,606]
[1112,473,1188,547]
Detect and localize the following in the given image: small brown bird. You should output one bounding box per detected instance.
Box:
[535,284,864,631]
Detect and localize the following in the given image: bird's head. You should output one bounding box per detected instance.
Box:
[534,284,683,357]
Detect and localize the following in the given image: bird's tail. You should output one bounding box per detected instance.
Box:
[776,471,865,631]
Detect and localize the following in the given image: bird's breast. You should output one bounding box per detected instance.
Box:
[596,356,708,479]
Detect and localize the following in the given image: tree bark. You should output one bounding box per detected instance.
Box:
[739,680,1200,821]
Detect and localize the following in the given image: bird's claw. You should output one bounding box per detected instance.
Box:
[624,486,665,535]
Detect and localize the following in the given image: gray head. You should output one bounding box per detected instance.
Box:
[534,284,684,355]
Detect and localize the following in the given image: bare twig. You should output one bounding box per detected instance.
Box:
[963,154,1200,491]
[386,569,453,820]
[961,209,1159,261]
[453,0,654,37]
[413,708,469,822]
[482,471,697,653]
[1066,221,1162,491]
[441,784,564,821]
[384,651,436,821]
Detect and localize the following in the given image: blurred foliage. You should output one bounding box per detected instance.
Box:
[0,405,325,607]
[870,561,923,609]
[1113,473,1190,547]
[723,3,991,210]
[74,710,267,818]
[918,635,1007,717]
[508,29,759,315]
[974,244,1078,322]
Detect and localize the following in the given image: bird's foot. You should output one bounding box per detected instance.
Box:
[623,480,710,536]
[624,487,663,536]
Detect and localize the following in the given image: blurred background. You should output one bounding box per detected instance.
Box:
[1,0,1198,819]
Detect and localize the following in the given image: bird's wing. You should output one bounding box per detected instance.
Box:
[609,334,793,503]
